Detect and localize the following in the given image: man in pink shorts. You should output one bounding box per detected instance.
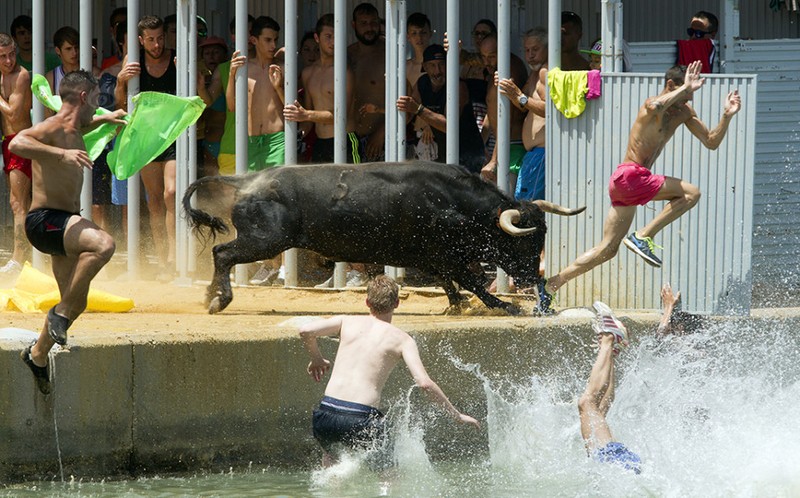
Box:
[536,61,741,313]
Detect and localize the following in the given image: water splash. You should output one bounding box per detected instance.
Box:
[449,319,800,496]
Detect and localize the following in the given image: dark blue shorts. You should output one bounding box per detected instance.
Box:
[25,208,77,256]
[593,441,642,474]
[312,396,386,452]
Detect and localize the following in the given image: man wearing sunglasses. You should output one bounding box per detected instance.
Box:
[687,11,718,40]
[680,11,718,73]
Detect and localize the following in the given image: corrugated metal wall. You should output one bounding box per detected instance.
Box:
[545,73,757,314]
[729,39,800,286]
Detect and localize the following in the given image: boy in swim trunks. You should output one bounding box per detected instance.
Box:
[536,61,741,313]
[579,301,641,474]
[11,70,126,395]
[0,33,34,278]
[227,16,286,172]
[300,275,480,467]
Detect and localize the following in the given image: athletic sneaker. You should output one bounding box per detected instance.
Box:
[314,274,334,288]
[20,343,51,395]
[592,301,629,353]
[346,270,368,287]
[623,233,662,268]
[535,278,556,315]
[249,265,279,286]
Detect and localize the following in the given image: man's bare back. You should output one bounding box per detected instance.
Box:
[322,315,406,407]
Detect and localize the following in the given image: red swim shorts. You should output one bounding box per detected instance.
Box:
[608,162,665,207]
[2,134,33,179]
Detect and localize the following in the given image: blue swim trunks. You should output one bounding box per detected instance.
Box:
[593,442,642,474]
[515,147,546,201]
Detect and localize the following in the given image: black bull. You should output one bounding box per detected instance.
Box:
[182,161,584,314]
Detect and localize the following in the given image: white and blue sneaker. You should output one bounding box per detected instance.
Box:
[623,232,662,268]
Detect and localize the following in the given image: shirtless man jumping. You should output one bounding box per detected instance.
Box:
[537,61,741,313]
[12,70,126,394]
[0,33,33,278]
[300,275,479,467]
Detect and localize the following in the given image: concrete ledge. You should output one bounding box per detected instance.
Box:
[2,310,798,483]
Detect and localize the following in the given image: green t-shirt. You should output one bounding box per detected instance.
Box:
[17,52,61,73]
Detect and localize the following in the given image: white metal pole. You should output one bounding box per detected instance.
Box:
[333,0,347,288]
[234,0,249,285]
[187,0,198,275]
[80,0,94,218]
[395,0,406,282]
[383,0,397,280]
[31,0,46,270]
[284,0,299,287]
[445,0,459,166]
[495,0,511,294]
[613,1,623,72]
[127,0,141,279]
[601,0,613,73]
[548,0,562,70]
[175,0,191,285]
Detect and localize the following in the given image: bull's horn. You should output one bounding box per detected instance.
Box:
[499,209,537,236]
[531,199,586,216]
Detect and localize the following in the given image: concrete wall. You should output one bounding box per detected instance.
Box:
[2,313,796,483]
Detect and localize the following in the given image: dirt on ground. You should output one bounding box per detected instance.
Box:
[1,275,540,342]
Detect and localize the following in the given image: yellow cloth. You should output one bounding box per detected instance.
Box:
[547,67,589,118]
[0,262,134,313]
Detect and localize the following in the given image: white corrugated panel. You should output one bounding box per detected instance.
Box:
[730,39,800,286]
[546,73,757,314]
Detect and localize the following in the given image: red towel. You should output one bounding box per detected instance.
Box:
[677,39,715,73]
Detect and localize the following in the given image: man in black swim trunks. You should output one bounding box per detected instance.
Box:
[299,275,480,467]
[10,69,125,395]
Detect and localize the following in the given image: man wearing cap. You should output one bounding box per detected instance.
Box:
[396,44,484,173]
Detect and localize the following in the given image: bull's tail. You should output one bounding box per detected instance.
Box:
[182,174,250,241]
[532,199,586,216]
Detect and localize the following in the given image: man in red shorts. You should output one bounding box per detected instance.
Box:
[537,61,741,313]
[0,32,33,278]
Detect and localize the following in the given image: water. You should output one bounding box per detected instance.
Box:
[4,319,800,497]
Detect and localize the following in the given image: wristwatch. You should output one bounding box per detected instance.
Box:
[517,94,529,107]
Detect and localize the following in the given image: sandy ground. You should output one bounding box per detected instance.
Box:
[1,274,551,342]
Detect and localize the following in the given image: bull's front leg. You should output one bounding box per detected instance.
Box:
[449,267,522,315]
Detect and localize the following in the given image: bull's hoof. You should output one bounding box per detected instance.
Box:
[208,296,222,314]
[444,303,466,315]
[504,303,523,316]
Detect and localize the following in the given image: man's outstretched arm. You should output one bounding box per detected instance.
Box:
[401,337,480,429]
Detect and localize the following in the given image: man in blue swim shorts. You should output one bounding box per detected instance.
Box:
[578,301,642,474]
[300,275,480,468]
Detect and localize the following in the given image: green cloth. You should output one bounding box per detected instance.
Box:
[108,92,206,180]
[247,132,285,172]
[509,143,526,174]
[30,73,127,161]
